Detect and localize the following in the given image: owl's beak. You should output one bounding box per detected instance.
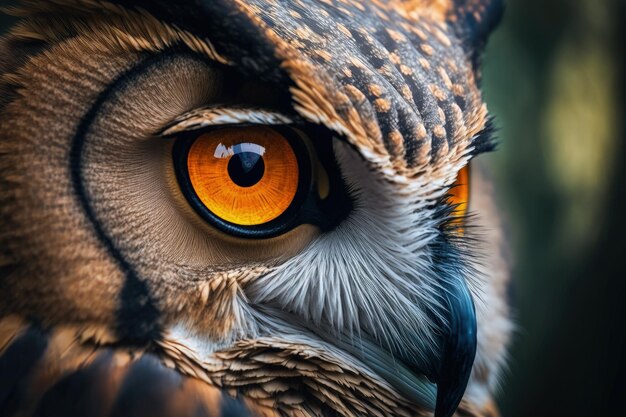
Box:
[313,271,478,417]
[254,270,477,417]
[432,275,478,417]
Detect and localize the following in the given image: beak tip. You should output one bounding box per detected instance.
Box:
[433,350,475,417]
[434,386,465,417]
[433,276,478,417]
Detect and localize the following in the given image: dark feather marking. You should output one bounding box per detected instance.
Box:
[31,351,115,417]
[470,117,498,156]
[349,29,388,70]
[69,53,209,344]
[0,326,48,417]
[450,0,505,71]
[192,403,213,417]
[108,354,181,417]
[104,0,288,84]
[220,395,253,417]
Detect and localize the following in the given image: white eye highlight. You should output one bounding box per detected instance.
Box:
[214,142,266,159]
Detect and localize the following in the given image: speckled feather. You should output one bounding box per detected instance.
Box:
[3,0,499,176]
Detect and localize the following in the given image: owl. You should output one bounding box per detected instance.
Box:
[0,1,511,416]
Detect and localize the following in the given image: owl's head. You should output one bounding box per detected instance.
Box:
[0,1,508,416]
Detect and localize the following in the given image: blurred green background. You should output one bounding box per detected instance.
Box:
[1,0,624,415]
[482,0,625,415]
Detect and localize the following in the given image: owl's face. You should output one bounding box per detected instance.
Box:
[0,1,510,417]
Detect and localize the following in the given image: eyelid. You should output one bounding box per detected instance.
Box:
[159,106,297,136]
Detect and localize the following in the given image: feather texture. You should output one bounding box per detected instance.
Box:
[0,0,509,416]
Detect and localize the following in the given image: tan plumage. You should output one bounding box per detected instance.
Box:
[0,316,501,416]
[0,1,511,416]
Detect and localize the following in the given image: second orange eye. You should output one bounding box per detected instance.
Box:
[449,164,470,220]
[182,126,302,228]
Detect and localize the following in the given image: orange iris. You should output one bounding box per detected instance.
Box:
[187,126,299,226]
[449,165,470,219]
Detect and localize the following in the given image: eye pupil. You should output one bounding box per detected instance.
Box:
[227,151,265,187]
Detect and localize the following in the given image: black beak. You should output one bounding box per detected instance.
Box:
[433,275,478,417]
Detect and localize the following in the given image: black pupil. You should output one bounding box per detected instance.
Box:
[227,152,265,187]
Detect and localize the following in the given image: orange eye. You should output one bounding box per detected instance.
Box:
[449,164,470,220]
[174,123,352,238]
[184,126,301,227]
